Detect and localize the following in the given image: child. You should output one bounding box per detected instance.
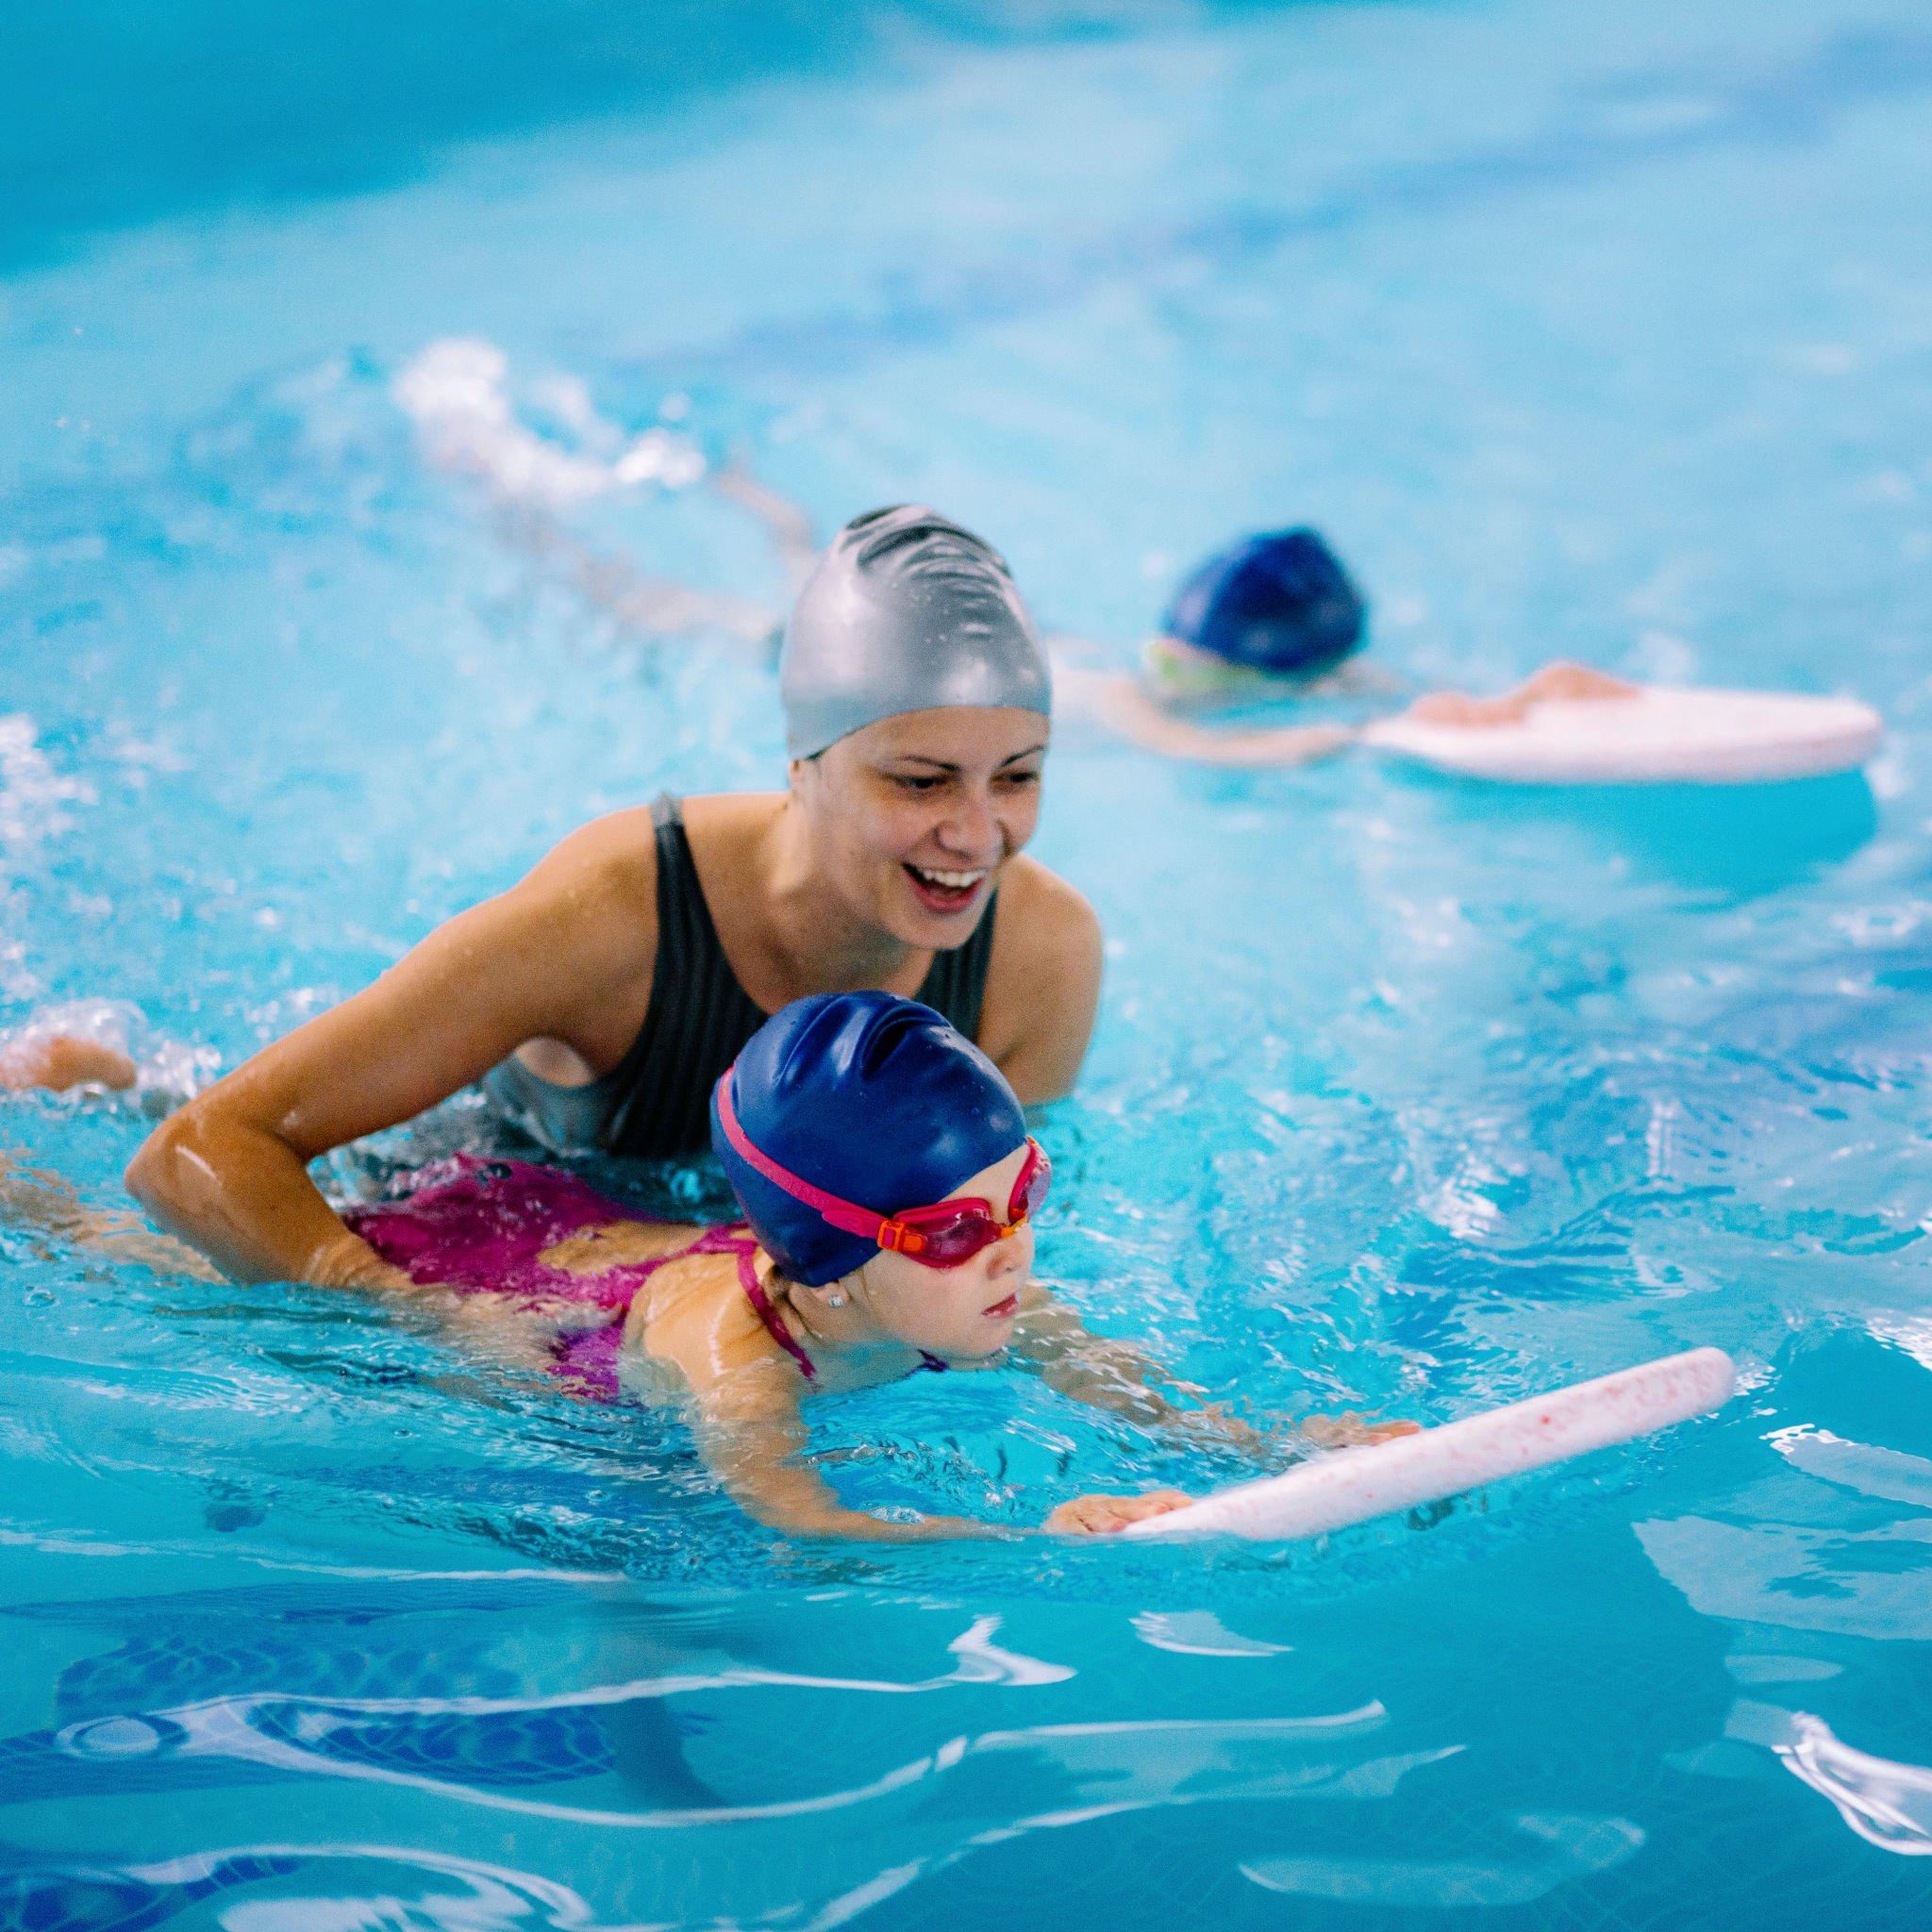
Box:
[8,991,1410,1540]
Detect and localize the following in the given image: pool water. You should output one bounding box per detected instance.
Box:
[7,0,1932,1923]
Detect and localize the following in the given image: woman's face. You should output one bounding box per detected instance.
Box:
[792,707,1048,949]
[843,1144,1035,1360]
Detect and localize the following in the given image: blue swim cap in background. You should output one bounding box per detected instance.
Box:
[710,991,1029,1287]
[1161,528,1367,675]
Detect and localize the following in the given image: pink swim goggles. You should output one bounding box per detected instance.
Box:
[714,1070,1051,1269]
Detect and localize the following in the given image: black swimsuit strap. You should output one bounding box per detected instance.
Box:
[595,796,1001,1158]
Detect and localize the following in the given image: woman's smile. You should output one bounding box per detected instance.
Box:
[903,859,991,916]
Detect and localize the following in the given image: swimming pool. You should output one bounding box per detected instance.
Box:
[6,0,1932,1922]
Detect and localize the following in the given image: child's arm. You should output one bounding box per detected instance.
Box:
[1008,1283,1416,1450]
[0,1150,221,1278]
[688,1364,1188,1541]
[692,1374,1007,1541]
[1006,1281,1199,1424]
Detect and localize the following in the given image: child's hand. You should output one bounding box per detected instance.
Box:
[1300,1411,1422,1449]
[1045,1490,1192,1536]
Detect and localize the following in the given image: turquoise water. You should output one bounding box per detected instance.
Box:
[6,0,1932,1922]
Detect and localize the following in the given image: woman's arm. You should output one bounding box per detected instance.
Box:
[0,1149,601,1383]
[125,820,656,1287]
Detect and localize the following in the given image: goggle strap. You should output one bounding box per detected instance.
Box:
[714,1069,891,1244]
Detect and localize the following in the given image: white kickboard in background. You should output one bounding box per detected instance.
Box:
[1122,1346,1736,1542]
[1361,687,1880,785]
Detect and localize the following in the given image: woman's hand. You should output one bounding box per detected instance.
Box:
[1045,1490,1192,1536]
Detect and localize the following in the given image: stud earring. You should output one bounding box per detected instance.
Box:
[825,1291,847,1307]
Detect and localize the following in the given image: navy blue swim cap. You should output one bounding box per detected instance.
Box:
[1161,528,1367,675]
[710,992,1029,1287]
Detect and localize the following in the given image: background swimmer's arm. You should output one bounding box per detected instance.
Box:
[1,1035,139,1094]
[1399,661,1641,727]
[976,860,1103,1106]
[1088,675,1357,767]
[125,817,658,1288]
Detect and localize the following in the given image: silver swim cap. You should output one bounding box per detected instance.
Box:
[779,506,1052,759]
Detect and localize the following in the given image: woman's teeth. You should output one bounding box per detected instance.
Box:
[984,1292,1019,1318]
[907,863,989,909]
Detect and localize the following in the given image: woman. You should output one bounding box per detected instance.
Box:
[121,507,1104,1290]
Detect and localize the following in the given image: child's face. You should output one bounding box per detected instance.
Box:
[849,1144,1035,1359]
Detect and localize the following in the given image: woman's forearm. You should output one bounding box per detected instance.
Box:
[125,1107,406,1288]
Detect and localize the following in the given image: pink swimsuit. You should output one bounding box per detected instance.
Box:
[346,1154,949,1394]
[343,1154,786,1396]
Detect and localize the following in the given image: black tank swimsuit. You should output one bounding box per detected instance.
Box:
[485,794,998,1158]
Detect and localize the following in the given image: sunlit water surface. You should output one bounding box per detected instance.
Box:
[5,0,1932,1924]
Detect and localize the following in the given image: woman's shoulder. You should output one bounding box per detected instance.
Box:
[975,858,1103,1100]
[508,805,666,979]
[676,791,787,862]
[995,853,1100,933]
[989,856,1103,990]
[530,802,661,894]
[523,793,779,971]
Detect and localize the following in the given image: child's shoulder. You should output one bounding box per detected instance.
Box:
[630,1242,794,1388]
